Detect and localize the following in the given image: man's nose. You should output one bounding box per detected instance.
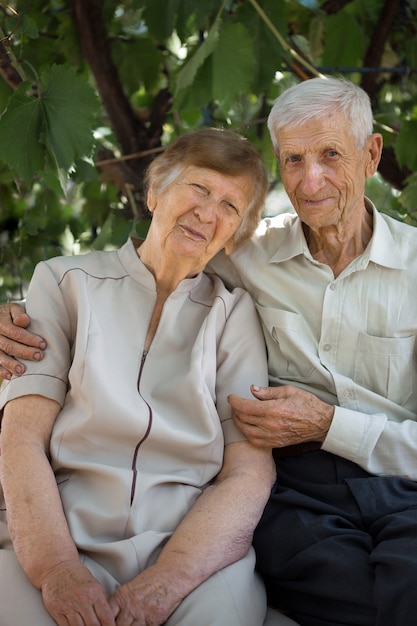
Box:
[301,161,325,194]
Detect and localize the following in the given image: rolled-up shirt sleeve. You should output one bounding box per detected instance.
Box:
[0,260,74,412]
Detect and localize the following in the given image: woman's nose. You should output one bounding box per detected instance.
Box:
[193,200,217,222]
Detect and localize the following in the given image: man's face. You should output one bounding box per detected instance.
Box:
[275,112,380,231]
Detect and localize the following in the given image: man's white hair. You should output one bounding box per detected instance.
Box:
[268,77,374,151]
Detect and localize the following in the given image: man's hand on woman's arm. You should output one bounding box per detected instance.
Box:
[229,384,334,448]
[0,303,46,379]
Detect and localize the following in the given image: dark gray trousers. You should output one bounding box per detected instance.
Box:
[254,450,417,626]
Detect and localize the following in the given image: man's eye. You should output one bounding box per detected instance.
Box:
[288,155,300,163]
[327,150,338,157]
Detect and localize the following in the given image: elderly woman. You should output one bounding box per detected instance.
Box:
[0,129,291,626]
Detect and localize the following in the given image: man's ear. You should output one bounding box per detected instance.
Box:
[365,133,383,178]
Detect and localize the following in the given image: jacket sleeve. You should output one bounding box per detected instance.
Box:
[215,286,269,445]
[0,260,73,411]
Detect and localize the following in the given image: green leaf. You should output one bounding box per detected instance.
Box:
[175,0,223,42]
[72,159,99,184]
[113,37,161,94]
[41,65,99,172]
[322,12,364,67]
[398,173,417,220]
[175,18,221,94]
[142,0,180,40]
[173,56,213,111]
[19,12,40,39]
[0,75,13,112]
[0,82,45,184]
[233,0,287,92]
[5,11,39,39]
[395,119,417,170]
[0,65,98,186]
[212,22,255,111]
[174,21,254,115]
[309,14,325,60]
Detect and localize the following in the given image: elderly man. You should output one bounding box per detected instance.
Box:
[1,77,417,626]
[211,77,416,626]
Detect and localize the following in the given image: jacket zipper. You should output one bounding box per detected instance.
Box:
[130,349,152,504]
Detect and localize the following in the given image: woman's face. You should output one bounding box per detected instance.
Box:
[147,166,252,268]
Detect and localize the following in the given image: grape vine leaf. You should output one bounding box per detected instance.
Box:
[212,22,255,110]
[0,82,44,184]
[396,119,417,171]
[0,65,98,186]
[175,17,221,94]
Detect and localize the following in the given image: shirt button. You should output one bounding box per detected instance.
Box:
[343,391,353,399]
[329,283,336,291]
[323,344,331,352]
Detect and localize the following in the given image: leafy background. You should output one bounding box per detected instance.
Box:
[0,0,416,299]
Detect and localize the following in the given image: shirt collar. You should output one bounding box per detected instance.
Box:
[365,199,405,270]
[267,198,405,270]
[268,214,307,264]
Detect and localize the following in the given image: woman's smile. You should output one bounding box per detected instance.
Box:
[180,223,208,242]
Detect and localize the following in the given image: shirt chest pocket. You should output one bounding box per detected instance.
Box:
[256,305,317,381]
[354,332,415,406]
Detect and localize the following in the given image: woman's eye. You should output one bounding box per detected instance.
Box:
[223,201,239,213]
[190,183,208,194]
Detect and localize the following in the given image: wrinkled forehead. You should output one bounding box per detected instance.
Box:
[275,112,354,152]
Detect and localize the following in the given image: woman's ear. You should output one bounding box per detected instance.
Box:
[147,188,156,213]
[224,238,235,255]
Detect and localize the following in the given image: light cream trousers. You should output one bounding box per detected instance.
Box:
[0,542,298,625]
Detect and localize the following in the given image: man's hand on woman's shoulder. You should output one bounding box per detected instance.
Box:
[0,303,46,379]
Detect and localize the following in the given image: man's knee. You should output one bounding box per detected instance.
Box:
[265,607,301,625]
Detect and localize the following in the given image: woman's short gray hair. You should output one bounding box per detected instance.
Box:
[268,76,374,151]
[145,128,269,248]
